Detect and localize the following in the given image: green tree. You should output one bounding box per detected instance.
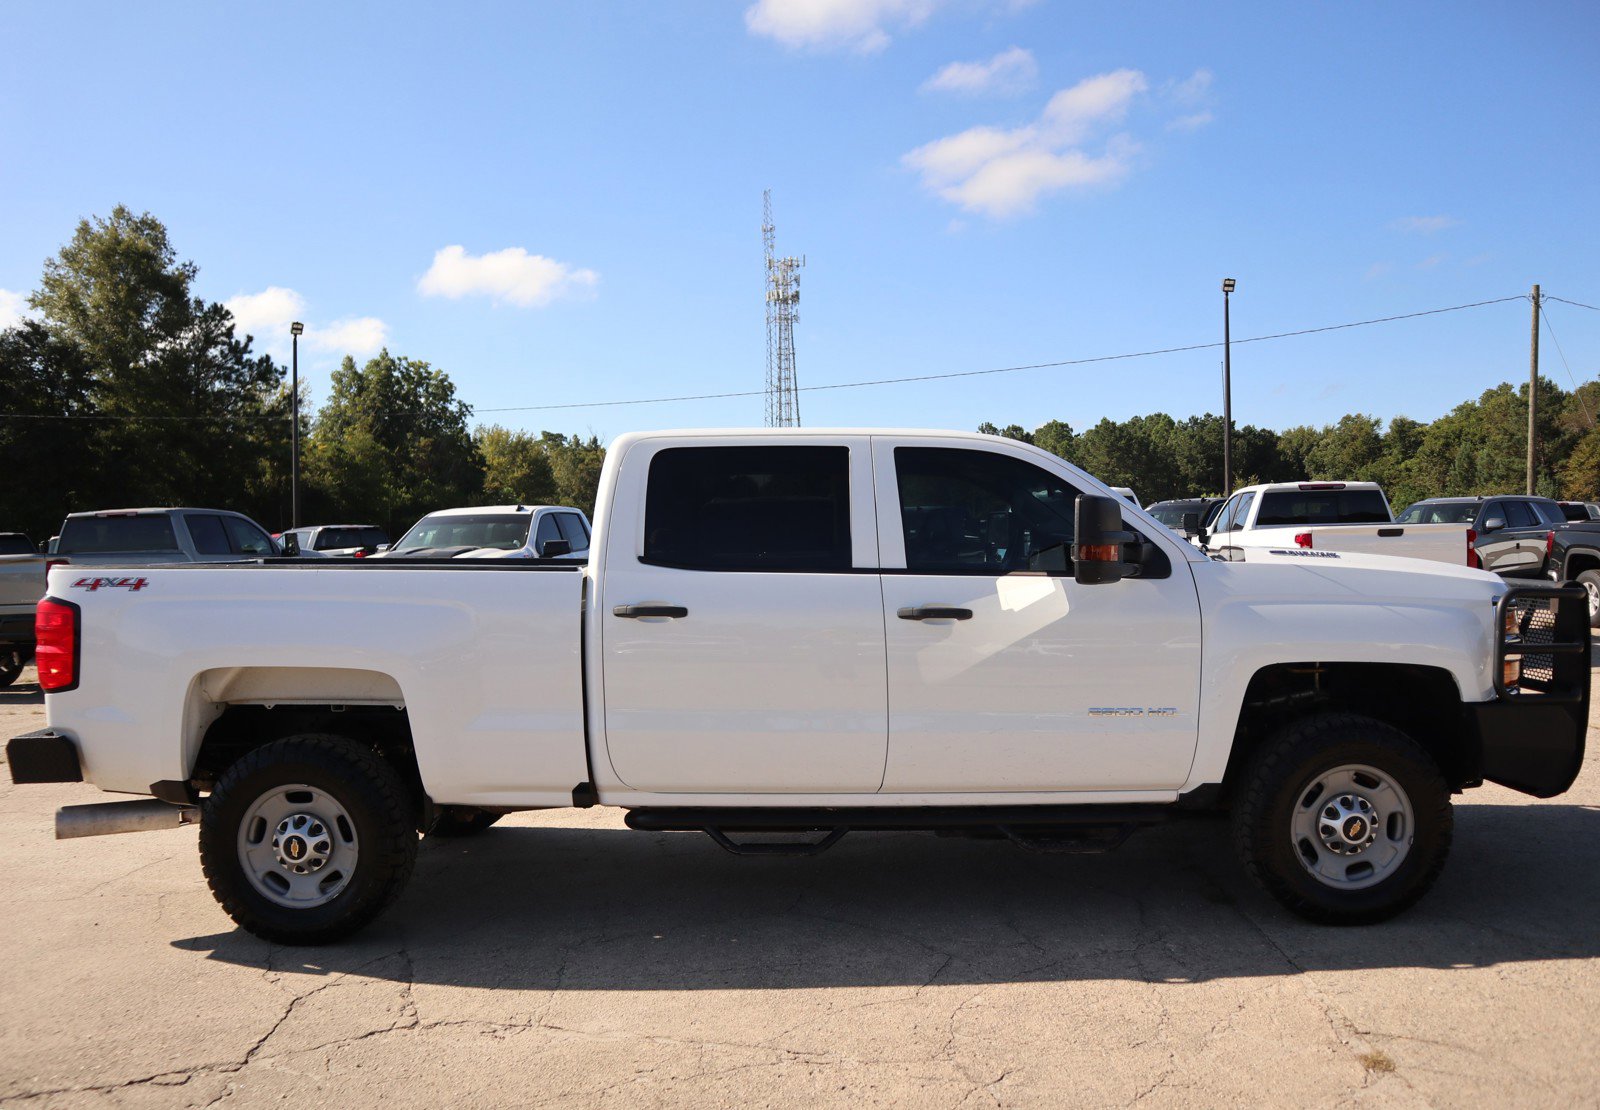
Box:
[538,432,607,515]
[476,424,558,504]
[0,321,96,542]
[1031,419,1076,461]
[307,351,482,534]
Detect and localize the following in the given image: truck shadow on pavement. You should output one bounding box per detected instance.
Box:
[0,681,42,706]
[177,801,1600,989]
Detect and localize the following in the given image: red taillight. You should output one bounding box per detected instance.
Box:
[35,598,79,692]
[352,550,366,559]
[1294,532,1313,549]
[45,558,68,572]
[1546,530,1555,555]
[1467,529,1481,569]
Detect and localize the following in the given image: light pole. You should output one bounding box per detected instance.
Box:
[290,321,303,528]
[1221,278,1236,494]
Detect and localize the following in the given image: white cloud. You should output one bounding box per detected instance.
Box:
[1391,215,1458,234]
[1161,68,1215,131]
[223,286,387,358]
[223,286,306,340]
[922,47,1037,96]
[903,69,1148,217]
[0,288,29,330]
[417,245,599,308]
[744,0,942,52]
[307,317,388,355]
[1167,111,1214,132]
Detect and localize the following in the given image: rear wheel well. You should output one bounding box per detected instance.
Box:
[1223,663,1475,798]
[193,705,426,825]
[1564,550,1600,581]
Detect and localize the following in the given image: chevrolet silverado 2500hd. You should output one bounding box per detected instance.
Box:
[7,429,1589,943]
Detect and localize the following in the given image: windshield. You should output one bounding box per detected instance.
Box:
[1396,502,1478,525]
[315,526,389,550]
[1147,506,1191,528]
[393,514,530,552]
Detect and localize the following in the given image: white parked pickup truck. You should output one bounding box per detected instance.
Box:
[1199,481,1473,566]
[7,430,1589,944]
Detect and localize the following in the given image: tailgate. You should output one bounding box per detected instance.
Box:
[1309,523,1470,565]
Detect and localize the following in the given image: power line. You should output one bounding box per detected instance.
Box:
[1547,295,1600,313]
[0,292,1532,423]
[1539,301,1595,428]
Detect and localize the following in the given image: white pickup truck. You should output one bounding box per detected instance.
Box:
[7,430,1589,944]
[1199,481,1474,566]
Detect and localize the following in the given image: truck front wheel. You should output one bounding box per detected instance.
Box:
[1232,713,1452,924]
[199,734,418,944]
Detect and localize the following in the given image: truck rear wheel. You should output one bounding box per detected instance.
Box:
[199,734,418,945]
[1576,569,1600,628]
[0,649,26,688]
[1232,713,1452,924]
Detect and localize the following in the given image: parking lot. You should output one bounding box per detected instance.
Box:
[0,665,1596,1108]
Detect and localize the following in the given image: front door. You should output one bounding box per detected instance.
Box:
[600,438,888,793]
[874,438,1202,793]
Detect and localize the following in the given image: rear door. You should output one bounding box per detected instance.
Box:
[874,437,1202,793]
[599,437,887,793]
[1482,500,1544,577]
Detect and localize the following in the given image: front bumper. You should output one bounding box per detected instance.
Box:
[7,730,82,784]
[1470,583,1591,798]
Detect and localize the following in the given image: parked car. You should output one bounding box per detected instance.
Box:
[280,524,390,558]
[53,508,278,567]
[1146,497,1223,540]
[8,428,1588,942]
[1108,486,1140,507]
[1198,481,1473,565]
[0,533,47,687]
[1542,516,1600,627]
[377,504,590,560]
[1396,496,1565,579]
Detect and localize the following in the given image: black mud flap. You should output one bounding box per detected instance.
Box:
[1473,701,1586,798]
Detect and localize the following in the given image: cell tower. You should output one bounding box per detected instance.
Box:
[763,189,804,427]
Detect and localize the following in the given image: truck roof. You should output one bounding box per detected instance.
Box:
[1231,481,1383,494]
[418,505,579,518]
[63,507,256,518]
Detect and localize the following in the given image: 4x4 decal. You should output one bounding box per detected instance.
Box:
[70,576,150,592]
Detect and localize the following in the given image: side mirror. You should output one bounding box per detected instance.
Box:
[1181,512,1200,536]
[1072,495,1134,585]
[1481,517,1505,533]
[281,534,301,557]
[539,538,572,558]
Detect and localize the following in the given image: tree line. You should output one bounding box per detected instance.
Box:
[0,207,605,544]
[980,372,1600,508]
[6,207,1599,545]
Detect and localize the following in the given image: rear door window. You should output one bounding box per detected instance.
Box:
[644,445,852,571]
[60,515,181,554]
[185,514,232,556]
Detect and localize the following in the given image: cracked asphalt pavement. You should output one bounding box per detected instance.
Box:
[2,663,1598,1107]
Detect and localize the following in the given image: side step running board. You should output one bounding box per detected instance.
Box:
[705,827,847,857]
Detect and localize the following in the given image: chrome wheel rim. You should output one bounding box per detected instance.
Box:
[237,783,358,908]
[1585,581,1599,621]
[1289,763,1414,891]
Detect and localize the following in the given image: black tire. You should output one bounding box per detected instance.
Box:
[0,650,23,688]
[199,734,418,945]
[1576,569,1600,629]
[427,807,503,837]
[1232,712,1452,925]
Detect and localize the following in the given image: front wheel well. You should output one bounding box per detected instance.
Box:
[1222,663,1475,797]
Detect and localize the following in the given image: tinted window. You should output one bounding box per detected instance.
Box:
[644,445,851,571]
[1212,494,1242,534]
[59,515,180,554]
[1397,502,1477,525]
[895,447,1082,574]
[534,514,562,553]
[555,513,588,547]
[394,514,532,552]
[1147,506,1188,528]
[316,527,388,550]
[1256,489,1389,526]
[0,534,33,556]
[1531,502,1568,526]
[186,514,232,556]
[222,516,274,556]
[1503,501,1538,529]
[1558,504,1590,522]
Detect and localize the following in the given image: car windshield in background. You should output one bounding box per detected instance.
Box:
[1396,502,1478,525]
[0,535,33,555]
[1256,489,1389,526]
[58,515,180,553]
[394,515,529,552]
[317,527,389,550]
[1148,506,1188,528]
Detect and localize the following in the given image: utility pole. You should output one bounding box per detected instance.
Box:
[1221,278,1236,494]
[1527,284,1540,495]
[290,321,304,527]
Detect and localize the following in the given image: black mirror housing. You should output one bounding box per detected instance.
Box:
[539,538,572,558]
[1181,511,1200,536]
[1072,495,1135,585]
[281,534,300,557]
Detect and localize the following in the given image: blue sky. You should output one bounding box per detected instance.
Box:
[3,1,1597,441]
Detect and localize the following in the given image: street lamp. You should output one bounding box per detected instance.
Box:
[1221,279,1236,495]
[290,321,304,529]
